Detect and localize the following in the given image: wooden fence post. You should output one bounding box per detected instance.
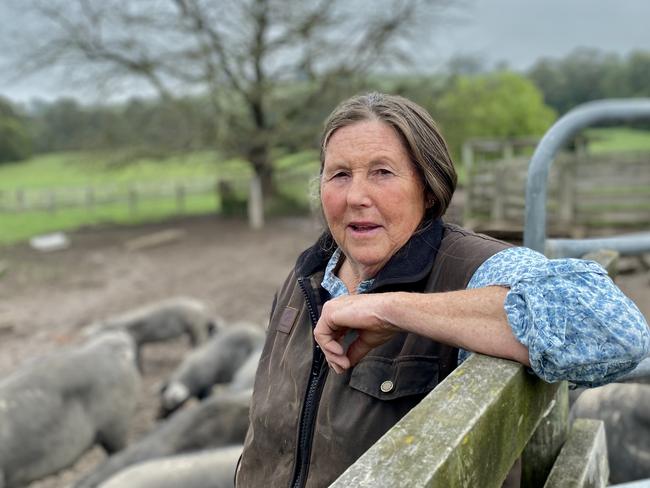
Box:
[85,187,95,212]
[558,159,576,229]
[543,419,609,488]
[15,189,24,212]
[248,175,264,229]
[462,141,475,176]
[47,190,57,214]
[491,163,506,223]
[521,382,569,487]
[128,187,138,215]
[215,180,222,210]
[502,140,514,160]
[176,183,186,213]
[462,142,475,225]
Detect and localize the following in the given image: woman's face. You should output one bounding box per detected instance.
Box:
[321,120,426,280]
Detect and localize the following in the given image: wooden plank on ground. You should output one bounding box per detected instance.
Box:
[125,229,187,251]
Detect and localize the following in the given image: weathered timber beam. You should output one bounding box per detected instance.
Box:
[543,419,608,488]
[330,354,561,488]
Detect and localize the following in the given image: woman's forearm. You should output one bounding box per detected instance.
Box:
[314,287,530,373]
[380,288,530,366]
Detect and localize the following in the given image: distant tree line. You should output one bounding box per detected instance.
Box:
[2,48,649,166]
[0,97,33,163]
[6,0,450,198]
[2,73,548,165]
[528,48,650,114]
[28,97,219,155]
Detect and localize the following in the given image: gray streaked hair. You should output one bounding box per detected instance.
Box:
[319,92,457,219]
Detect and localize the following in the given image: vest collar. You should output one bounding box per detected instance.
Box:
[295,219,444,290]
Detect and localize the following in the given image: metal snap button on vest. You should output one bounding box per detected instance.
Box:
[380,380,394,393]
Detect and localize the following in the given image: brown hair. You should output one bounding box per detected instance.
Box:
[320,92,456,219]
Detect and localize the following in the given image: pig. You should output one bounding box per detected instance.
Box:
[570,382,650,484]
[85,297,219,367]
[615,357,650,383]
[0,331,139,488]
[228,347,262,392]
[158,322,264,417]
[98,445,243,488]
[73,387,251,488]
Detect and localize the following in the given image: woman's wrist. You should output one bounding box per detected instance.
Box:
[378,292,420,334]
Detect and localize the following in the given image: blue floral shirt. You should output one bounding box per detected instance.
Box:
[321,246,650,387]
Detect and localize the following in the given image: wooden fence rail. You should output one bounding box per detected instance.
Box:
[0,177,244,215]
[332,249,623,487]
[331,354,608,488]
[465,152,650,236]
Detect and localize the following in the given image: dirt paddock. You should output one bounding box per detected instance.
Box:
[0,211,648,487]
[0,214,321,487]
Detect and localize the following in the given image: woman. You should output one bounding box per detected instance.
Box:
[236,93,649,487]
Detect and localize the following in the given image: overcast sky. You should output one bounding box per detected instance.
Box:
[1,0,650,103]
[434,0,650,71]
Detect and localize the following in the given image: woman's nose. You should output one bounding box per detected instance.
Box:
[346,176,372,207]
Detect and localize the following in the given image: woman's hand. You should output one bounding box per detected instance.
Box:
[314,288,530,374]
[314,294,399,374]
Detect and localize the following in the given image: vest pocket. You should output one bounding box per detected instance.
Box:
[348,355,439,401]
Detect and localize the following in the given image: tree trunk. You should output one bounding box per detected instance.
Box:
[248,143,275,202]
[256,162,275,203]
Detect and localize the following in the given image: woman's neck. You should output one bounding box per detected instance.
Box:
[337,255,378,294]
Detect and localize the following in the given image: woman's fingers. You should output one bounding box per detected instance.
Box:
[326,354,350,373]
[314,319,345,354]
[313,294,397,373]
[321,339,344,356]
[314,317,349,373]
[346,335,376,368]
[329,362,343,374]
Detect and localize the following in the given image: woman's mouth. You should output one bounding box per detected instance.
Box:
[348,222,381,233]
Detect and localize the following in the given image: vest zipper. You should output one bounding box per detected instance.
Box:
[291,278,327,488]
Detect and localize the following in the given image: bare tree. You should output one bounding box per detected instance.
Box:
[7,0,452,199]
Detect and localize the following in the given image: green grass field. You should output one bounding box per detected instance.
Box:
[0,149,319,245]
[0,150,252,190]
[585,127,650,153]
[2,126,647,245]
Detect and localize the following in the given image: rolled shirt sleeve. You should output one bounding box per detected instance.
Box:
[465,246,650,387]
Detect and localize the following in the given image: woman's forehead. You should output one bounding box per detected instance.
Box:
[324,121,406,159]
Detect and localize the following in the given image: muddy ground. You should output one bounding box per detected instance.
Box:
[0,214,322,488]
[0,201,648,487]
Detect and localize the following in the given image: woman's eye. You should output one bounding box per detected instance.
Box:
[376,168,394,176]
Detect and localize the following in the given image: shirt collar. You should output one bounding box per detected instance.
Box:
[296,218,445,292]
[321,248,374,297]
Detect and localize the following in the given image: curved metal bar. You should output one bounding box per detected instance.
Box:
[546,232,650,258]
[523,99,650,252]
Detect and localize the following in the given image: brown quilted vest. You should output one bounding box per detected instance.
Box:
[237,223,511,488]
